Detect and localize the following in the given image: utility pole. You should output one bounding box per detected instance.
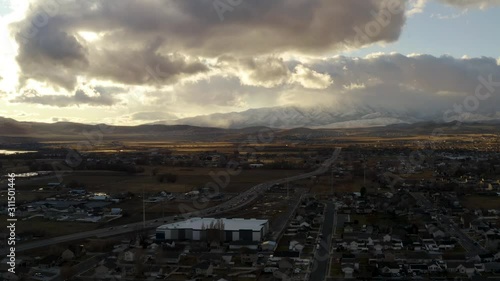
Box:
[286,173,289,199]
[142,186,146,229]
[363,159,366,187]
[285,172,290,199]
[331,166,334,195]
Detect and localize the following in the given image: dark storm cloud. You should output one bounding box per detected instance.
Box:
[10,0,407,90]
[89,39,209,86]
[279,54,500,115]
[150,54,500,116]
[316,54,500,96]
[170,0,406,55]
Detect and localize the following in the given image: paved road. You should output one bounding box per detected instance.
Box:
[310,202,335,281]
[0,149,342,255]
[410,192,486,255]
[438,214,487,255]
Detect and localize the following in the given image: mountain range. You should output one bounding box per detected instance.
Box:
[160,105,500,129]
[1,111,499,143]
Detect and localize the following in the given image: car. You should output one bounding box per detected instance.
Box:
[123,225,128,228]
[154,219,158,222]
[109,227,114,230]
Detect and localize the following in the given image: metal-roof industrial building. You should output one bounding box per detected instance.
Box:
[156,217,269,242]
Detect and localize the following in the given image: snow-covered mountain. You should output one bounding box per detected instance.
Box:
[159,104,418,129]
[162,103,500,129]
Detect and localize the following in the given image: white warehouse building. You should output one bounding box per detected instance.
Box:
[156,217,269,242]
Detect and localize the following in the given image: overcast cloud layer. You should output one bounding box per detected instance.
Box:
[9,0,407,90]
[1,0,499,126]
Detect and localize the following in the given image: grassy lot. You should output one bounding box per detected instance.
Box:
[105,197,226,227]
[276,233,295,251]
[404,170,435,180]
[450,244,466,253]
[0,215,98,238]
[460,195,500,209]
[0,190,59,203]
[329,262,343,278]
[310,176,365,194]
[350,214,368,225]
[14,168,306,194]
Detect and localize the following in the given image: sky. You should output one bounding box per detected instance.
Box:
[0,0,499,126]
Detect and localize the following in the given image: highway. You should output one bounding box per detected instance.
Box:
[0,148,341,255]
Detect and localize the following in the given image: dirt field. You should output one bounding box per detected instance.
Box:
[0,215,99,239]
[13,167,306,195]
[309,176,365,194]
[460,195,500,209]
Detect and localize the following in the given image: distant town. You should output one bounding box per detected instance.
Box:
[0,123,499,281]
